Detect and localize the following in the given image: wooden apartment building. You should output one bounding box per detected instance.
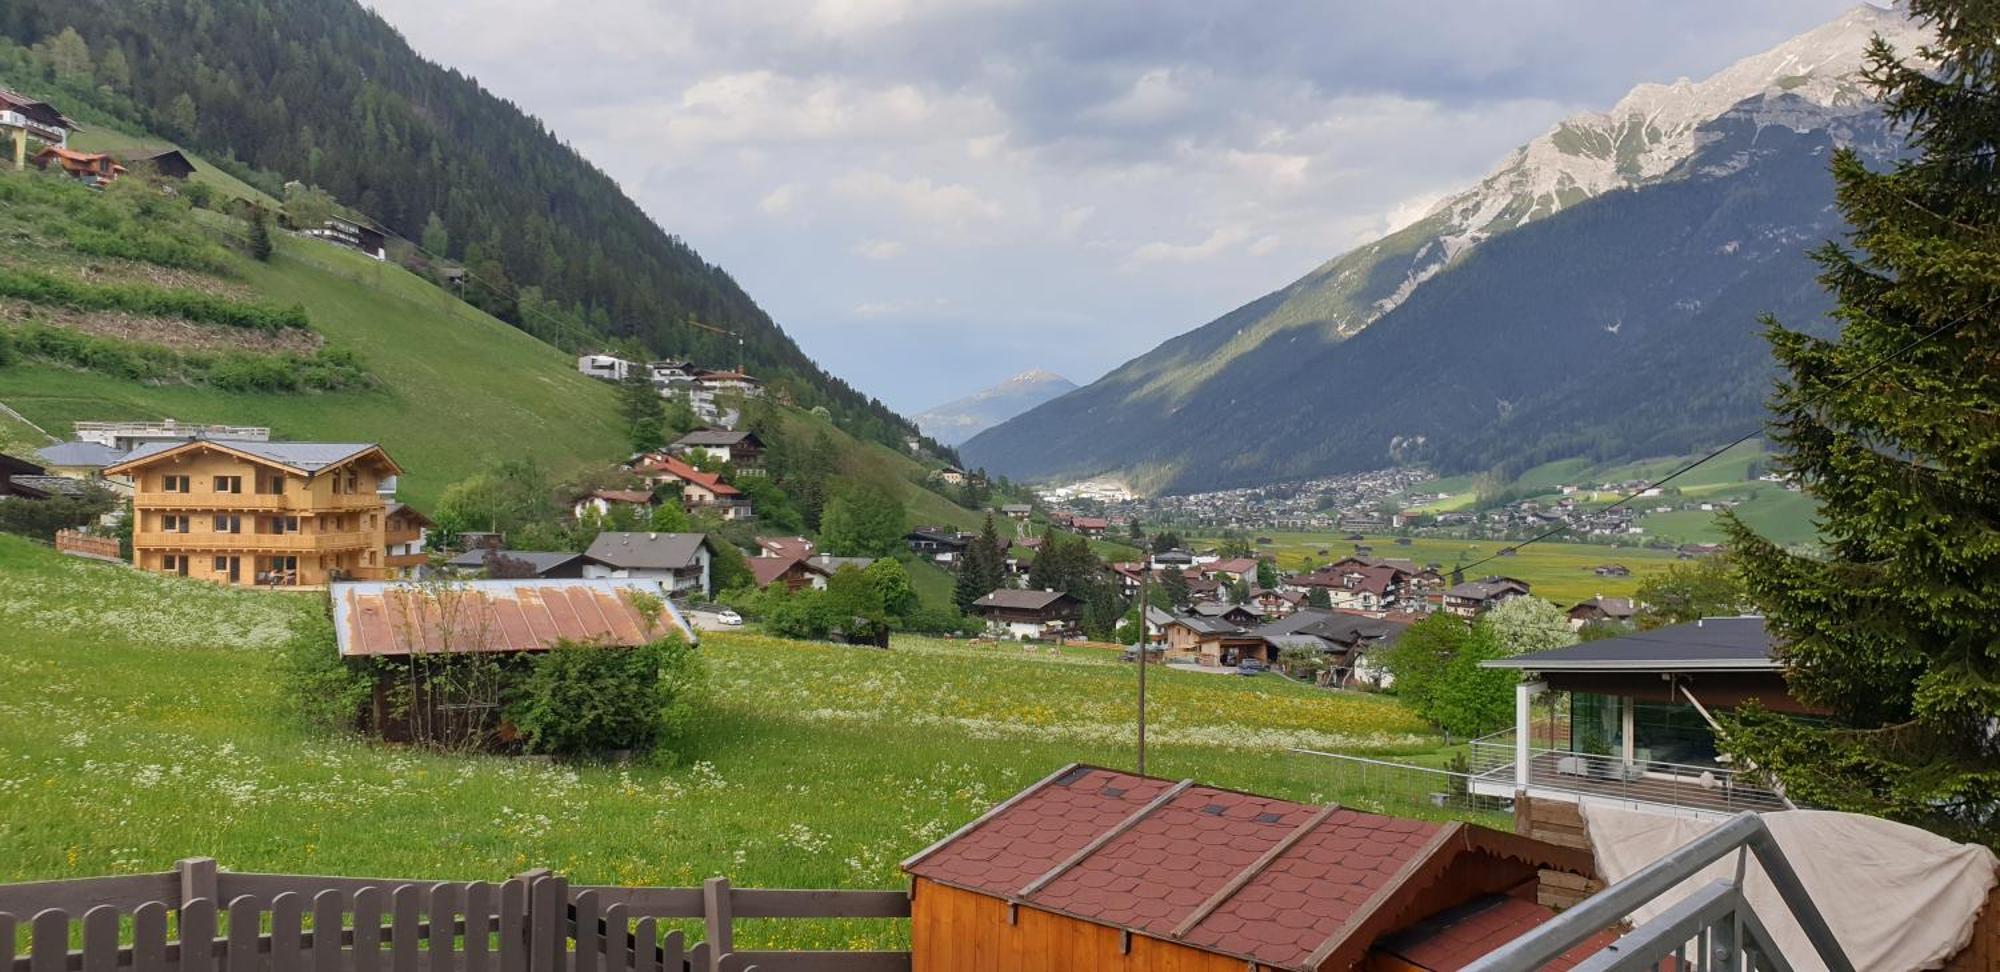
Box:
[104,440,402,587]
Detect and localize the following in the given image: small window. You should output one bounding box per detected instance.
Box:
[212,515,241,534]
[213,476,242,494]
[161,515,189,534]
[256,474,286,495]
[213,556,229,572]
[161,475,190,493]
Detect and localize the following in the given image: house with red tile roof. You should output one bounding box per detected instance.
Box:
[634,454,752,520]
[903,764,1603,972]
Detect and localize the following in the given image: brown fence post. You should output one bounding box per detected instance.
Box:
[176,858,218,907]
[701,878,733,972]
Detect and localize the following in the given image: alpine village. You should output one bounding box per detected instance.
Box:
[0,3,1994,971]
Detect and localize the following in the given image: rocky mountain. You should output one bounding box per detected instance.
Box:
[963,4,1925,492]
[915,370,1078,446]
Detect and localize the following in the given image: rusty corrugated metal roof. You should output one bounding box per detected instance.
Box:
[330,579,693,657]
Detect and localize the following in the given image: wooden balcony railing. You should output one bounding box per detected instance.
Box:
[135,492,386,513]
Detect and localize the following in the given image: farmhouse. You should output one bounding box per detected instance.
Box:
[571,488,656,520]
[1566,595,1636,628]
[31,145,125,186]
[904,764,1601,972]
[1,87,77,168]
[581,531,715,596]
[306,216,387,260]
[0,452,45,497]
[1441,576,1531,618]
[672,428,765,472]
[999,503,1032,520]
[103,439,402,587]
[444,548,587,579]
[906,527,970,563]
[121,148,197,180]
[381,502,432,576]
[972,589,1081,640]
[634,455,752,520]
[1155,612,1266,667]
[756,535,815,560]
[749,553,876,592]
[577,353,635,382]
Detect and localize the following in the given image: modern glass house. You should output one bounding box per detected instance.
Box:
[1467,617,1825,817]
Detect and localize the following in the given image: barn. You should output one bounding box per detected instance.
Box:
[903,765,1613,972]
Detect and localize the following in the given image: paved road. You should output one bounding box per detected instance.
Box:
[682,609,741,632]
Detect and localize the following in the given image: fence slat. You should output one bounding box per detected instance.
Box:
[227,896,262,972]
[352,888,383,972]
[430,884,461,967]
[498,879,527,972]
[464,883,493,972]
[180,900,217,972]
[81,906,118,972]
[310,891,343,972]
[602,903,628,972]
[633,919,657,972]
[687,943,709,972]
[660,931,684,972]
[572,891,600,972]
[271,893,304,972]
[132,903,167,972]
[29,909,67,972]
[0,914,13,972]
[391,885,422,972]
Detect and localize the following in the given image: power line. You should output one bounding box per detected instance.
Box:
[1445,297,1994,579]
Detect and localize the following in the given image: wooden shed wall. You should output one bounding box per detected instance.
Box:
[910,878,1267,972]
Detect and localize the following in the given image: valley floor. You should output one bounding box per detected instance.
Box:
[0,536,1445,949]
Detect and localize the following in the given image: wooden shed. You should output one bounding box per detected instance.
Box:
[903,764,1611,972]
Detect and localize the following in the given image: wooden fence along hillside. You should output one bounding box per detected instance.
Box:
[0,859,910,972]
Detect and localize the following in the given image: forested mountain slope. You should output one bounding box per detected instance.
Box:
[966,96,1897,491]
[0,0,928,450]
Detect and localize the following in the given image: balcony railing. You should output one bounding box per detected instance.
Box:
[136,491,385,512]
[1467,729,1793,815]
[135,530,373,553]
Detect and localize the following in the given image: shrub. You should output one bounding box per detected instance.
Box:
[510,636,700,757]
[0,485,116,540]
[0,271,308,331]
[278,607,373,733]
[7,324,370,391]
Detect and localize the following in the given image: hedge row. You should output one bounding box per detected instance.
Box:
[0,271,309,332]
[54,224,237,276]
[0,324,370,393]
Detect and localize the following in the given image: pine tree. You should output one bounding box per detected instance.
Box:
[954,515,1006,612]
[247,209,274,262]
[1721,0,2000,846]
[616,366,665,454]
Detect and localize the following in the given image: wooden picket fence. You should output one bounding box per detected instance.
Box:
[0,859,910,972]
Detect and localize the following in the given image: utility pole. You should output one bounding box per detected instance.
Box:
[1136,550,1149,777]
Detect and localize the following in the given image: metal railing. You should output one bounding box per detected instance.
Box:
[1467,730,1792,815]
[1288,749,1513,827]
[1463,811,1853,972]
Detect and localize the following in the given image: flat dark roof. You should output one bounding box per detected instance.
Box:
[1483,617,1780,672]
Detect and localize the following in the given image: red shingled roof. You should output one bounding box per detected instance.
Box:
[903,764,1594,972]
[333,579,689,656]
[1369,894,1631,971]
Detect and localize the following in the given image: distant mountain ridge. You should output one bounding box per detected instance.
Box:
[964,4,1924,492]
[916,370,1077,446]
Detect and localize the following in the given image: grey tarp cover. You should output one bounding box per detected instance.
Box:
[1583,805,1996,972]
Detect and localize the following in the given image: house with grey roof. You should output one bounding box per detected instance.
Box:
[971,588,1081,640]
[1472,617,1815,816]
[670,428,763,472]
[581,531,715,597]
[444,548,587,579]
[1441,576,1532,618]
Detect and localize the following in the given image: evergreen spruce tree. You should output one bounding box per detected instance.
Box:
[954,515,1006,612]
[247,208,274,262]
[616,366,665,454]
[1721,0,1999,845]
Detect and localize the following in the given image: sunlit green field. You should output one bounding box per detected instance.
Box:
[0,536,1446,948]
[1228,532,1680,605]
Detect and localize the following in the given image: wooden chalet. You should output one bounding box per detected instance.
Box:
[31,145,124,185]
[122,148,197,180]
[903,764,1605,972]
[971,589,1081,640]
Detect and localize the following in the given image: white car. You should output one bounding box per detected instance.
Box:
[715,609,744,626]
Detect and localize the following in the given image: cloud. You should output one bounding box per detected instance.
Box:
[1125,225,1250,267]
[759,183,805,216]
[831,171,1006,228]
[364,0,1865,410]
[853,239,907,260]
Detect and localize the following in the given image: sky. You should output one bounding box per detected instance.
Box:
[362,0,1863,413]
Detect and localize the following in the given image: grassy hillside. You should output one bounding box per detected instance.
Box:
[67,127,278,207]
[0,178,631,508]
[0,534,1453,948]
